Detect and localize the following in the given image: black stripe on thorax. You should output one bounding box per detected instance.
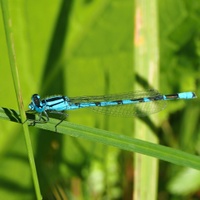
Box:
[43,96,67,107]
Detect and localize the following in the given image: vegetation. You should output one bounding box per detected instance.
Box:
[0,0,199,199]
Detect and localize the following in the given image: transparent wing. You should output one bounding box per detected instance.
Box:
[69,89,167,117]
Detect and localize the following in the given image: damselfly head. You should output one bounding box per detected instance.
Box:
[29,94,42,110]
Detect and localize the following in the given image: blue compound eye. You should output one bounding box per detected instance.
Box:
[31,94,41,107]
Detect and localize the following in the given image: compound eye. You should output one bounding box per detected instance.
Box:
[32,94,41,107]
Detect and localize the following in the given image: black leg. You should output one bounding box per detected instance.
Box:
[48,111,68,132]
[28,112,49,126]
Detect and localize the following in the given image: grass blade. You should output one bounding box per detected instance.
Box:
[134,0,160,199]
[0,1,42,199]
[0,107,200,170]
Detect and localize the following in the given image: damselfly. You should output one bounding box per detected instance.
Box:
[28,89,197,129]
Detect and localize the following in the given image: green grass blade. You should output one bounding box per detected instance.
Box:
[37,119,200,171]
[0,1,42,199]
[0,107,200,170]
[134,0,159,199]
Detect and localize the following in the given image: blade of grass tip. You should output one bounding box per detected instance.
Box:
[0,1,42,199]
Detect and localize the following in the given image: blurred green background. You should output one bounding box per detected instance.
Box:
[0,0,200,199]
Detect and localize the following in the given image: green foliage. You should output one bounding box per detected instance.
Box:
[0,0,200,199]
